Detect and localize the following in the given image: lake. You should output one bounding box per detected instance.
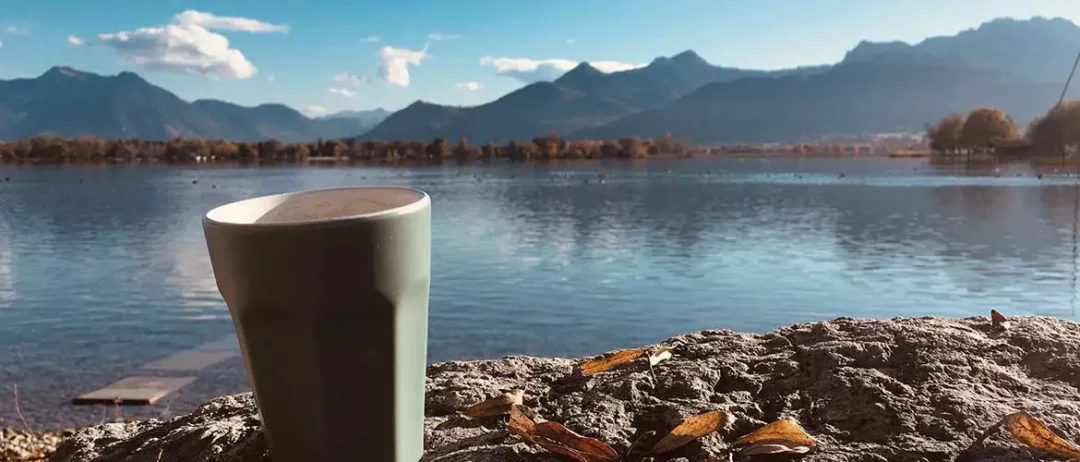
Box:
[1,157,1078,428]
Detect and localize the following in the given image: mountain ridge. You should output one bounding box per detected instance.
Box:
[2,16,1078,144]
[0,67,384,142]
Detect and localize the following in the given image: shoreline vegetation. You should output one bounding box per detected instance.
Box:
[21,314,1080,461]
[926,100,1080,164]
[0,133,925,165]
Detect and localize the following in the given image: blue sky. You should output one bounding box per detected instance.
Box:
[0,0,1078,116]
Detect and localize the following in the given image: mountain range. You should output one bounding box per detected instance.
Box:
[0,67,388,142]
[1,16,1078,144]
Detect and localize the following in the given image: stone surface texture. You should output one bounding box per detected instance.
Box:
[46,316,1080,461]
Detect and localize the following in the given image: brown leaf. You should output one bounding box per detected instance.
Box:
[991,309,1011,330]
[651,410,734,454]
[1005,410,1080,459]
[648,347,674,367]
[533,421,620,462]
[534,440,593,462]
[508,405,537,442]
[579,348,645,376]
[507,407,618,462]
[463,389,524,418]
[733,418,817,451]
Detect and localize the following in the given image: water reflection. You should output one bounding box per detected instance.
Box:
[1,158,1079,427]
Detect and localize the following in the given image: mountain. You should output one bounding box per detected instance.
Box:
[842,17,1080,84]
[5,17,1080,144]
[364,81,636,142]
[571,17,1080,143]
[572,58,1073,144]
[319,108,391,125]
[361,51,826,142]
[0,67,372,142]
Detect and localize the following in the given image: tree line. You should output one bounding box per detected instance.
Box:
[0,134,704,163]
[926,101,1080,156]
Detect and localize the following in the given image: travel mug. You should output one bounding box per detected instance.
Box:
[203,187,431,462]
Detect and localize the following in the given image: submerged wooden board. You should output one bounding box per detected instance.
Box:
[72,376,195,405]
[141,350,238,372]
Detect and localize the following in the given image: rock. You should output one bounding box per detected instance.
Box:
[48,316,1080,461]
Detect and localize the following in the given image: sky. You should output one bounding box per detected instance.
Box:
[0,0,1078,117]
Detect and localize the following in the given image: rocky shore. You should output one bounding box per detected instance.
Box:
[14,316,1080,461]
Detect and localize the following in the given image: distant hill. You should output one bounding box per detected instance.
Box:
[842,17,1080,84]
[362,80,636,143]
[571,58,1073,144]
[319,108,391,125]
[0,67,373,142]
[361,51,826,142]
[4,16,1080,144]
[570,16,1080,143]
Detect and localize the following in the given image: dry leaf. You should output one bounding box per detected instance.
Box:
[534,421,620,462]
[508,405,537,442]
[734,417,817,456]
[991,309,1011,330]
[1005,410,1080,459]
[507,407,618,462]
[463,389,524,418]
[579,348,645,376]
[648,347,674,367]
[651,410,734,454]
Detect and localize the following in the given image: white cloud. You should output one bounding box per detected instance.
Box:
[328,87,357,97]
[0,40,4,49]
[428,32,460,41]
[99,24,257,79]
[4,26,28,36]
[480,56,577,82]
[67,35,84,46]
[174,10,288,33]
[456,81,482,91]
[378,45,429,87]
[589,60,646,73]
[480,56,645,82]
[565,38,576,45]
[306,105,328,116]
[96,11,284,80]
[333,72,370,86]
[360,35,380,43]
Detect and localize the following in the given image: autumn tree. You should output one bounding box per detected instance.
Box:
[925,113,965,154]
[426,137,449,160]
[618,137,645,158]
[452,137,472,162]
[1028,100,1080,156]
[322,139,347,158]
[533,134,560,159]
[960,107,1017,151]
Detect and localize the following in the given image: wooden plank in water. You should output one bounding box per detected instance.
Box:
[141,350,237,372]
[72,376,195,405]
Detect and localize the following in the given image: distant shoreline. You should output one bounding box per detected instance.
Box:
[0,151,914,167]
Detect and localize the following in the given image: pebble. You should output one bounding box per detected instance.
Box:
[0,426,64,461]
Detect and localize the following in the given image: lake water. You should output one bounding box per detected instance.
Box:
[1,157,1079,428]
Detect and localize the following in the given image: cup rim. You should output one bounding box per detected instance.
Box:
[203,186,429,229]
